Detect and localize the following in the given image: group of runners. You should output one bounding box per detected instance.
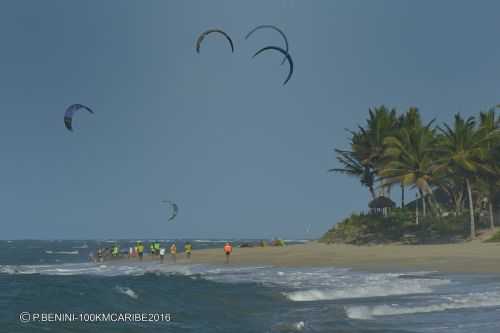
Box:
[127,241,193,263]
[92,241,234,264]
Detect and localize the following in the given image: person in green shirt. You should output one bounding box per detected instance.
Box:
[137,242,144,261]
[184,242,192,259]
[154,242,161,255]
[111,244,119,257]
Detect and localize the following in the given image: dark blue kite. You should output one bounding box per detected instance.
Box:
[245,25,289,65]
[252,46,294,85]
[64,104,94,131]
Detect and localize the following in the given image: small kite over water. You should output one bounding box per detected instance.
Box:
[196,29,234,53]
[161,200,178,222]
[252,46,294,85]
[64,104,94,132]
[245,25,289,65]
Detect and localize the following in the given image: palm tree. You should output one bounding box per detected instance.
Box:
[331,106,398,200]
[352,106,399,198]
[395,107,423,208]
[352,106,398,172]
[478,108,500,229]
[329,149,376,199]
[436,114,496,238]
[433,174,465,215]
[332,107,500,239]
[379,118,436,217]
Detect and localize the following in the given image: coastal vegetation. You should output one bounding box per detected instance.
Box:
[324,106,500,244]
[485,230,500,242]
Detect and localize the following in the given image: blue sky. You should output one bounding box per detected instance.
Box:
[1,0,500,239]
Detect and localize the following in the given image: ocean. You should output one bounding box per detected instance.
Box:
[1,240,500,333]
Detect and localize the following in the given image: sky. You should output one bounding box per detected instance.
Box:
[1,0,500,239]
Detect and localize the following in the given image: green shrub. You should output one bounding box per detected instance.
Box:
[320,210,467,245]
[319,212,406,245]
[409,214,467,242]
[485,230,500,242]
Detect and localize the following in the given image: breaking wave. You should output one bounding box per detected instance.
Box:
[0,263,449,305]
[115,286,139,299]
[345,291,500,319]
[0,262,195,277]
[282,272,449,301]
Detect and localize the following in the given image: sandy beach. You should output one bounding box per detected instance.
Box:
[122,240,500,274]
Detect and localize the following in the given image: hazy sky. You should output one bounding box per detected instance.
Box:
[1,0,500,239]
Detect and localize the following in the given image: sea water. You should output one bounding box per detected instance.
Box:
[1,240,499,332]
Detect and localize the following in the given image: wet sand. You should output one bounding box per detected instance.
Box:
[121,240,500,274]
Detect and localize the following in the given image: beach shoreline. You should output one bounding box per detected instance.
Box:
[115,241,500,274]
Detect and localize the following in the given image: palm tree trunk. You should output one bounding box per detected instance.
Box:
[423,195,426,217]
[401,184,405,208]
[454,196,461,215]
[489,201,495,230]
[369,187,376,200]
[419,189,426,217]
[428,195,439,216]
[415,192,419,225]
[465,178,475,239]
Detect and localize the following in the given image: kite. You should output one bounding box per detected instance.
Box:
[161,200,178,221]
[64,104,94,131]
[252,46,294,85]
[245,25,289,65]
[196,29,234,53]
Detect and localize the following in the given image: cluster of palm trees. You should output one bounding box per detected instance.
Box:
[330,106,500,238]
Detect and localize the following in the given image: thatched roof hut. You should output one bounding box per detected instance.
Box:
[369,196,396,209]
[369,196,396,216]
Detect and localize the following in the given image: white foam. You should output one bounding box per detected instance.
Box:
[0,264,52,275]
[345,291,500,319]
[0,266,18,274]
[72,244,89,249]
[197,266,452,304]
[115,286,139,299]
[273,320,306,332]
[285,282,441,301]
[294,321,305,330]
[45,250,79,255]
[0,262,450,305]
[198,266,449,303]
[283,273,449,301]
[0,262,197,277]
[201,266,352,288]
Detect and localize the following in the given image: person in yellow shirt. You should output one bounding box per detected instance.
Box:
[184,242,192,260]
[137,242,144,261]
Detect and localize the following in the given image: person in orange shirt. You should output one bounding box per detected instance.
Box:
[170,243,177,263]
[223,242,232,264]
